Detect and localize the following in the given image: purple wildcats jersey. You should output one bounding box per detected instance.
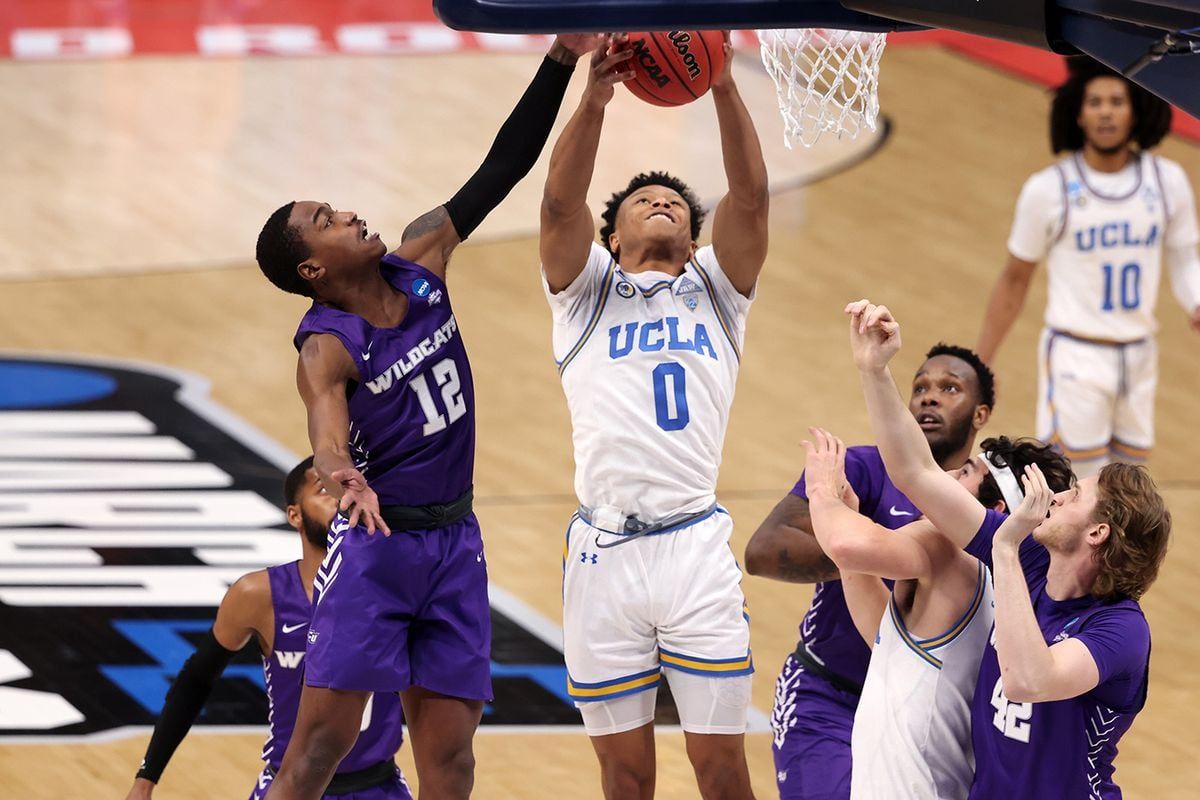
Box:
[965,511,1150,799]
[791,445,919,685]
[261,562,405,772]
[294,255,474,506]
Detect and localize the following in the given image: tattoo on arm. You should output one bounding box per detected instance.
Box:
[760,499,840,583]
[776,549,840,583]
[402,206,450,242]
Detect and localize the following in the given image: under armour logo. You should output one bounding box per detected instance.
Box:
[580,552,598,565]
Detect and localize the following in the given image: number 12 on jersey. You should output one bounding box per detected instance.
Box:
[411,357,467,436]
[652,362,690,431]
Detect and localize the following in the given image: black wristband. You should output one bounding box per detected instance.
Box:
[136,629,237,783]
[443,54,576,240]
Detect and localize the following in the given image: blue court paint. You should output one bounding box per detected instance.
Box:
[102,620,264,715]
[0,362,117,409]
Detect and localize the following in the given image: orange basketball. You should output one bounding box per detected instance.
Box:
[621,30,726,107]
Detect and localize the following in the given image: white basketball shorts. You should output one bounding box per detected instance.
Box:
[561,507,753,730]
[1036,327,1156,467]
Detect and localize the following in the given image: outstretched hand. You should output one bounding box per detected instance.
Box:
[995,464,1054,547]
[845,299,902,372]
[802,426,856,510]
[553,33,606,61]
[709,31,736,90]
[582,34,636,109]
[330,467,391,536]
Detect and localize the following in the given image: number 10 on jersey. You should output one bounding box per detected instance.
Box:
[653,362,690,431]
[1101,261,1141,311]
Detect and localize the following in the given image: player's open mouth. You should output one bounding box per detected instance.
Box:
[917,413,941,428]
[360,221,379,242]
[647,212,675,222]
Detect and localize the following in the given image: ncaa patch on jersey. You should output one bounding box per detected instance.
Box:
[616,281,635,299]
[0,355,650,739]
[412,278,432,297]
[675,277,702,295]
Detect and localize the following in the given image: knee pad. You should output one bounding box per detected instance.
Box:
[576,687,657,736]
[664,670,751,735]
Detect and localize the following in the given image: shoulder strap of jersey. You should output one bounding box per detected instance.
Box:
[1146,152,1172,221]
[1050,159,1073,246]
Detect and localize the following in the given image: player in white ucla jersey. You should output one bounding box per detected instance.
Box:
[538,35,767,800]
[978,57,1200,476]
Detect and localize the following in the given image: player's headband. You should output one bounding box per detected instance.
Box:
[981,452,1024,513]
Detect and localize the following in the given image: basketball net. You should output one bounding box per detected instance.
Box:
[756,28,887,148]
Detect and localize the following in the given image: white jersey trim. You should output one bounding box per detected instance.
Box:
[555,260,617,375]
[887,561,988,670]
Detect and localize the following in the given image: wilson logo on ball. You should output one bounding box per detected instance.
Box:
[622,30,726,108]
[666,31,702,80]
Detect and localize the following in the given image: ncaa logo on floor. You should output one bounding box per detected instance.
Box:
[0,355,664,738]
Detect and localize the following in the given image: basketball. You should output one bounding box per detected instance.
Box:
[621,30,726,107]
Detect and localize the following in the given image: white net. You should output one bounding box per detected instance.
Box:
[757,28,887,148]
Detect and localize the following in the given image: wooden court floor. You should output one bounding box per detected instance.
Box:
[1,44,1198,798]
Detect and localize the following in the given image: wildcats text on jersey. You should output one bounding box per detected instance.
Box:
[0,355,624,738]
[364,315,460,395]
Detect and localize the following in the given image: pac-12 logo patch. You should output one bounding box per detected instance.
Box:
[412,278,432,298]
[0,355,685,739]
[616,281,636,298]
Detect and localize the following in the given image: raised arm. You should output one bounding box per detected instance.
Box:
[540,39,636,292]
[991,465,1102,702]
[397,36,597,275]
[976,253,1037,363]
[847,301,987,548]
[709,33,769,297]
[125,573,270,799]
[297,334,389,535]
[803,427,937,580]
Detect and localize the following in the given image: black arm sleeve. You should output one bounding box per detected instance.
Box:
[135,629,238,783]
[443,55,576,240]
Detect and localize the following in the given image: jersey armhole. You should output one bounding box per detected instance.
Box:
[297,328,367,385]
[1149,155,1173,220]
[1050,162,1071,246]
